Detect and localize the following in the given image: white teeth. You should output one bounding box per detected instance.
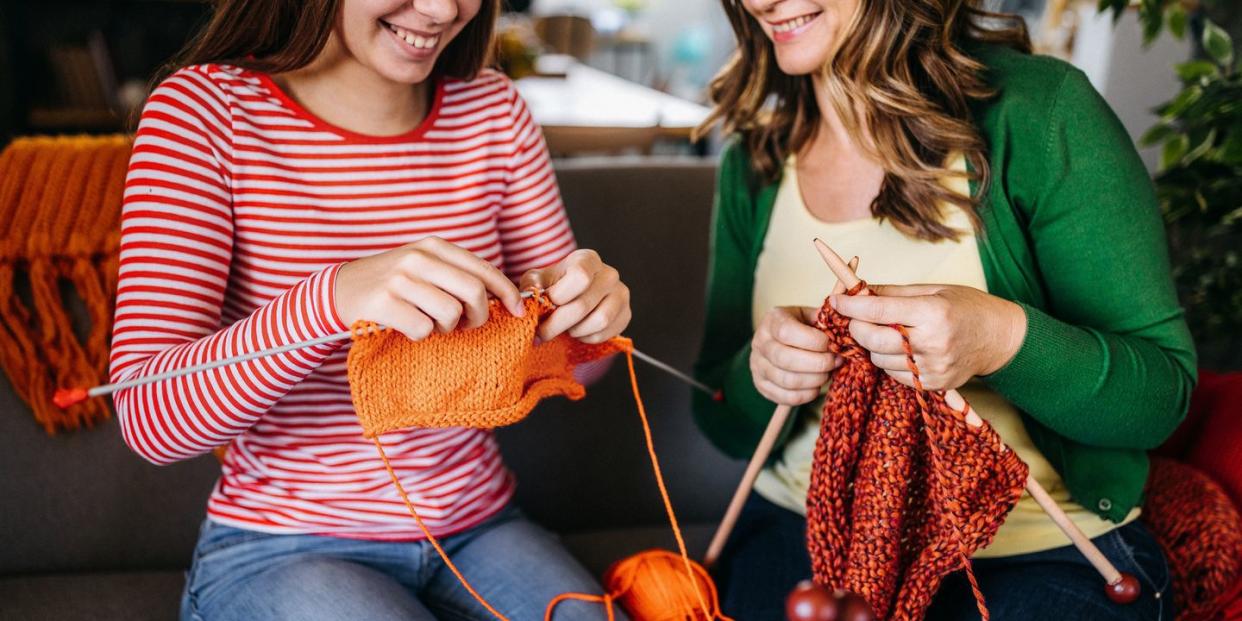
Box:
[386,22,438,49]
[773,13,816,33]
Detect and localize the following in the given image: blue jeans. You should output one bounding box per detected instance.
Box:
[716,495,1174,621]
[181,504,625,620]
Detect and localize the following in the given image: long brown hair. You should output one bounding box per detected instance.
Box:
[700,0,1030,241]
[154,0,499,87]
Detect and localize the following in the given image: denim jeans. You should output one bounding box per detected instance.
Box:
[180,504,625,621]
[716,495,1174,621]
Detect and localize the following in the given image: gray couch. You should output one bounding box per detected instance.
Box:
[0,158,744,620]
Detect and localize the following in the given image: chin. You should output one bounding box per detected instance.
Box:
[773,50,831,76]
[374,60,437,84]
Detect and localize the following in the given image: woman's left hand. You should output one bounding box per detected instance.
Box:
[520,249,632,344]
[829,285,1027,391]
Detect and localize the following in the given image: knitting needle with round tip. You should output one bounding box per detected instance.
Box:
[813,238,1139,602]
[53,290,723,408]
[703,255,859,568]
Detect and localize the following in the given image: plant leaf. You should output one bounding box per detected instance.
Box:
[1176,60,1219,82]
[1203,21,1235,67]
[1168,5,1187,39]
[1141,122,1177,146]
[1162,134,1190,168]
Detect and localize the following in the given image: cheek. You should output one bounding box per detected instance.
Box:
[457,0,484,23]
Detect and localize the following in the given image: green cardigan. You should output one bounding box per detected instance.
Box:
[691,44,1197,522]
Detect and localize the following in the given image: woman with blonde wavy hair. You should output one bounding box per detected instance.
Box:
[692,0,1193,619]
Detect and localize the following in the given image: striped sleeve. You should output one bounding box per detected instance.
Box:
[496,76,576,278]
[109,67,350,465]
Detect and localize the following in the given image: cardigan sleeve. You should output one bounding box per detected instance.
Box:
[692,143,792,459]
[982,67,1197,449]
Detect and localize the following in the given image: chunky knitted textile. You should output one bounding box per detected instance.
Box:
[805,285,1029,620]
[1144,457,1242,621]
[348,297,725,620]
[347,296,624,436]
[0,136,131,433]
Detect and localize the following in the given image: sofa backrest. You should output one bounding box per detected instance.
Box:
[0,157,739,575]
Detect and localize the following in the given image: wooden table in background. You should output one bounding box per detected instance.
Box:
[515,59,712,156]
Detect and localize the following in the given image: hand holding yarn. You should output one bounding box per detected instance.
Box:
[751,306,844,406]
[828,284,1026,391]
[334,236,526,341]
[519,249,632,344]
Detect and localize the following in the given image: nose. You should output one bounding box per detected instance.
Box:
[410,0,458,26]
[746,0,784,17]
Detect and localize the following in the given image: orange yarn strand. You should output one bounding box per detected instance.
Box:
[621,347,717,620]
[371,437,511,621]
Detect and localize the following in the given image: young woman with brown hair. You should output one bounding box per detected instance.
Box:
[692,0,1194,619]
[110,1,630,619]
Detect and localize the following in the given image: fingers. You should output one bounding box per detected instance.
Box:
[765,307,831,352]
[830,292,934,327]
[402,258,489,329]
[421,237,524,317]
[567,287,631,344]
[394,279,465,333]
[847,318,905,355]
[538,250,630,342]
[754,378,821,407]
[544,250,596,306]
[519,268,550,293]
[866,283,944,297]
[753,355,833,391]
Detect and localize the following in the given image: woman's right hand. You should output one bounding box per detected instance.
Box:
[750,306,842,406]
[333,237,525,342]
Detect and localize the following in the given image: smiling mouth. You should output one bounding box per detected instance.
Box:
[381,20,440,50]
[771,11,822,33]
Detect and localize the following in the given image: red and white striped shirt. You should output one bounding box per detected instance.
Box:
[109,64,575,539]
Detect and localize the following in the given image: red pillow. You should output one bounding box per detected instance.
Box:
[1182,372,1242,509]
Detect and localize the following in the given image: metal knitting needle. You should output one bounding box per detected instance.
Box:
[704,256,859,568]
[53,289,721,407]
[814,238,1141,604]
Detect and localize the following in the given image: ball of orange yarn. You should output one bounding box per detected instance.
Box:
[604,549,726,621]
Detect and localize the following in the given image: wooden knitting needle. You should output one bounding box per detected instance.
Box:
[703,256,859,568]
[53,290,722,407]
[813,238,1141,604]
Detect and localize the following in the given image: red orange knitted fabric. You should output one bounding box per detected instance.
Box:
[1143,457,1242,621]
[806,285,1029,620]
[347,296,623,436]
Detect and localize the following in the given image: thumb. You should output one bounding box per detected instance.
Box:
[519,263,563,293]
[867,283,945,298]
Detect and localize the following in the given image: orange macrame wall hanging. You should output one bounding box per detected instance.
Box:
[0,135,132,434]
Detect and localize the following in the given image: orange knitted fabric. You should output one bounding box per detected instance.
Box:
[806,285,1029,620]
[1143,457,1242,621]
[349,297,725,621]
[346,296,624,436]
[0,135,131,434]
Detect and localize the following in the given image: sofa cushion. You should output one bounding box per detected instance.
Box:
[0,571,185,621]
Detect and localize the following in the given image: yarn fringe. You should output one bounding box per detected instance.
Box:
[0,135,131,434]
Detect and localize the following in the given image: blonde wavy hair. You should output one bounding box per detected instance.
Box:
[699,0,1030,241]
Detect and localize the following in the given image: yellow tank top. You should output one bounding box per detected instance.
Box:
[750,155,1138,557]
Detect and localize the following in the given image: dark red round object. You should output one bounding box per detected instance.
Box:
[836,592,875,621]
[1105,573,1141,604]
[786,581,840,621]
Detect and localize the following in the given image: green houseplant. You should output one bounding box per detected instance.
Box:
[1097,0,1242,368]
